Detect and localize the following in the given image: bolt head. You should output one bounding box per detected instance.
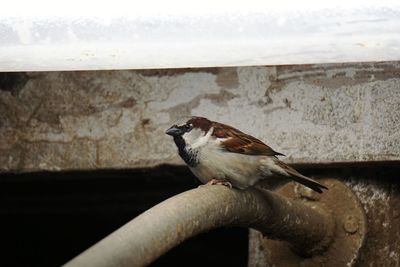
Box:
[343,215,359,234]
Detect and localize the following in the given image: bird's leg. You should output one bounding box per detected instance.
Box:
[206,178,233,189]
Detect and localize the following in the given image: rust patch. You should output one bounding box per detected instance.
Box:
[215,68,239,89]
[136,67,219,77]
[204,90,237,105]
[166,89,238,122]
[37,111,61,125]
[268,61,400,90]
[141,118,150,126]
[119,97,137,108]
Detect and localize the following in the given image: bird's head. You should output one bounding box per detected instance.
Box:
[166,116,212,145]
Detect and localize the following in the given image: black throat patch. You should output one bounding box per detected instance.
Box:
[173,136,199,167]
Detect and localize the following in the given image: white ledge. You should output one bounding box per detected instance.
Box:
[1,0,400,71]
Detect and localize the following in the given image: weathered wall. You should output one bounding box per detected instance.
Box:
[1,62,400,172]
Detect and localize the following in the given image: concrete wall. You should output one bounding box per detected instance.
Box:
[1,62,400,172]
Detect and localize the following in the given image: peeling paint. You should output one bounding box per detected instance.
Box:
[0,63,400,172]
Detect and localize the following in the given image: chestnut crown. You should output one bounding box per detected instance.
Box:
[165,116,211,136]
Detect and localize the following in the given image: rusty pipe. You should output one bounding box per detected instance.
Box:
[64,185,334,267]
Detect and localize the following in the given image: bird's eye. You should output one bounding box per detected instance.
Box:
[184,124,193,131]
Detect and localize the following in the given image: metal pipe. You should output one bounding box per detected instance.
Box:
[64,185,334,267]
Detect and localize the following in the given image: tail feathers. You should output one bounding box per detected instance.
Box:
[274,161,328,193]
[285,169,327,193]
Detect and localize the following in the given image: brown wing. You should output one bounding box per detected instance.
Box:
[212,122,284,156]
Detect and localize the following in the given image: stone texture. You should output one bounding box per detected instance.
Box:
[0,62,400,172]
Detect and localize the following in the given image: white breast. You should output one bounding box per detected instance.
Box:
[186,131,264,189]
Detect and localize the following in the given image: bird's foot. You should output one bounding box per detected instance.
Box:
[206,179,233,189]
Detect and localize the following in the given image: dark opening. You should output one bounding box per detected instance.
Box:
[0,166,248,267]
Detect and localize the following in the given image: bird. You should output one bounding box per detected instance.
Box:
[165,116,327,193]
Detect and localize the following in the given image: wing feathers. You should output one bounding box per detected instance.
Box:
[212,122,284,156]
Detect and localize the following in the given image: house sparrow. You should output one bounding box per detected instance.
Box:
[166,116,327,193]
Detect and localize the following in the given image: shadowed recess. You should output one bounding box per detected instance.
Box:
[0,166,248,267]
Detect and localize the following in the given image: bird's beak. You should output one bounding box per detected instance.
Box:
[165,125,184,136]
